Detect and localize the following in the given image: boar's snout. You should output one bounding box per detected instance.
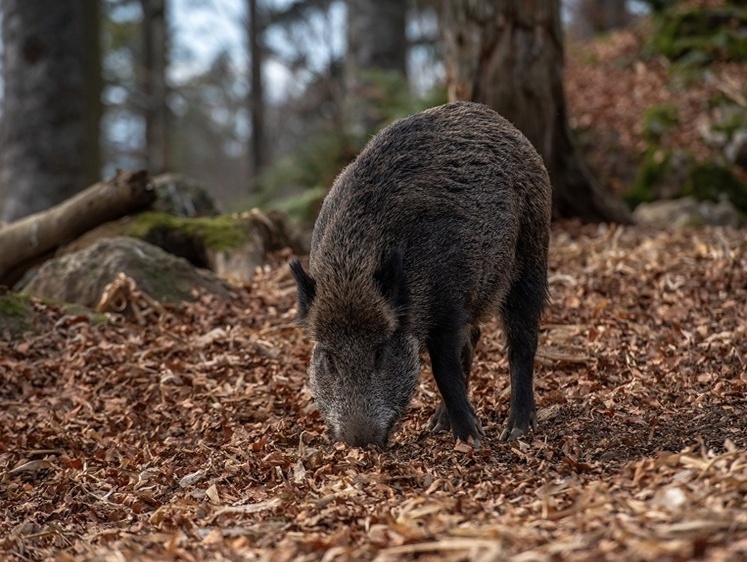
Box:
[332,415,392,449]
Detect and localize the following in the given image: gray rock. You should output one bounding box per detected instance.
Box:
[23,236,233,308]
[634,196,746,228]
[151,173,220,217]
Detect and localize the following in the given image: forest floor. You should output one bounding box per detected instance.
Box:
[2,222,746,561]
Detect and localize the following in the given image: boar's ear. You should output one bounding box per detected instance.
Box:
[290,259,316,323]
[374,248,410,325]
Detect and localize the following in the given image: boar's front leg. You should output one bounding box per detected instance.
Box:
[428,325,481,433]
[427,324,485,445]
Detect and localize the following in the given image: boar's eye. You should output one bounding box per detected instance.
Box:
[319,349,338,372]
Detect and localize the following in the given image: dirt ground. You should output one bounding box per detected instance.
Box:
[1,222,745,561]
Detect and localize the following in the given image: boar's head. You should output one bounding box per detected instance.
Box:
[290,249,419,448]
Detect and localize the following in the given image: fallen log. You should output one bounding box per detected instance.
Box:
[0,170,155,285]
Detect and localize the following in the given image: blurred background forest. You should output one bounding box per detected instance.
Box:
[0,0,746,227]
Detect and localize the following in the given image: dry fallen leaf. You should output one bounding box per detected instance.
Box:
[2,225,746,561]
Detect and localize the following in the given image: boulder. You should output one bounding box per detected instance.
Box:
[634,196,746,228]
[151,173,220,217]
[23,237,233,308]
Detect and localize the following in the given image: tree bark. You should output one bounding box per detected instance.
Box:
[442,0,633,223]
[0,171,156,285]
[582,0,629,33]
[141,0,170,174]
[0,0,102,223]
[345,0,408,137]
[248,0,266,182]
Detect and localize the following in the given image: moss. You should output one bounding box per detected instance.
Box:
[683,162,747,212]
[125,212,249,252]
[0,291,30,318]
[651,5,747,64]
[0,291,36,339]
[625,148,671,209]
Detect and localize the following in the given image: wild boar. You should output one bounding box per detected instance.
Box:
[291,101,551,448]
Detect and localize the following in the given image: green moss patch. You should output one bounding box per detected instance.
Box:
[0,292,36,339]
[651,5,747,64]
[125,212,250,252]
[0,291,100,340]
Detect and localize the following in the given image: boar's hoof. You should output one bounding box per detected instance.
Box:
[499,410,538,441]
[500,427,527,441]
[451,408,485,447]
[427,402,451,433]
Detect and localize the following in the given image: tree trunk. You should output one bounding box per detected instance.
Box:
[442,0,633,223]
[0,171,155,286]
[345,0,408,137]
[0,0,102,223]
[83,1,104,192]
[248,0,266,182]
[141,0,170,174]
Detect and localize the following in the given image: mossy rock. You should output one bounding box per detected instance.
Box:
[651,5,747,63]
[23,237,233,308]
[124,211,251,267]
[60,212,252,270]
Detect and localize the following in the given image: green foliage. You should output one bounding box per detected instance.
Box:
[627,151,747,213]
[624,104,681,209]
[650,4,747,64]
[683,162,747,212]
[265,186,328,223]
[625,148,671,209]
[255,75,447,221]
[256,130,350,206]
[641,104,679,143]
[125,212,249,252]
[707,95,747,138]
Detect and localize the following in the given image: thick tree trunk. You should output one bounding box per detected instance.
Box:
[0,171,156,285]
[141,0,170,174]
[442,0,633,223]
[0,0,102,223]
[345,0,408,136]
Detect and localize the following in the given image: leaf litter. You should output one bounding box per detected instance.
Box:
[1,222,746,561]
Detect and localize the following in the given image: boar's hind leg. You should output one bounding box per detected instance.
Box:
[427,324,485,444]
[499,263,547,441]
[428,325,481,433]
